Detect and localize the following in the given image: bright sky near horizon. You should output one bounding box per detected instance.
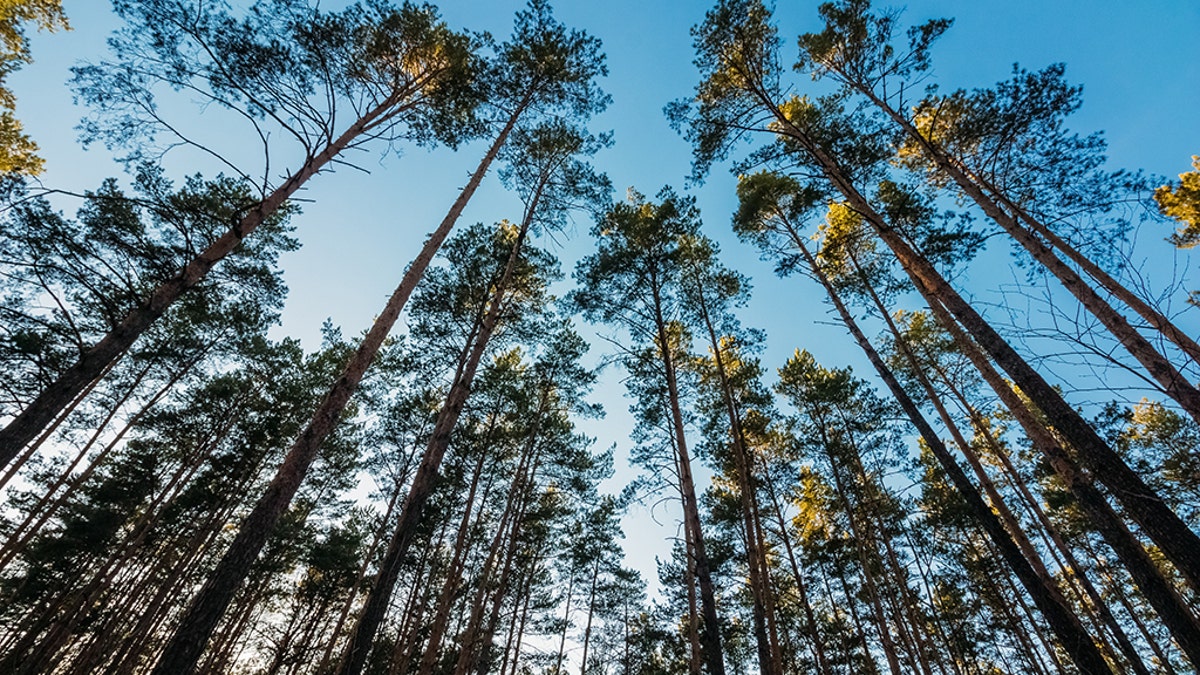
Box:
[12,0,1200,598]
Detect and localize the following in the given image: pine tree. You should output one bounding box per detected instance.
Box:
[575,189,727,675]
[0,0,481,466]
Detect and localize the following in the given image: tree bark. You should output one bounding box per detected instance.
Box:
[765,89,1200,594]
[650,274,726,675]
[335,216,533,675]
[854,84,1200,381]
[691,279,782,675]
[0,92,415,468]
[779,219,1114,674]
[920,290,1200,667]
[147,100,526,675]
[760,462,832,675]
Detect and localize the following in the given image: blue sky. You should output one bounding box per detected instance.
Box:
[12,0,1200,597]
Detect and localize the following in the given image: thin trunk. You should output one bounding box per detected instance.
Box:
[879,534,936,675]
[768,89,1200,593]
[0,391,249,674]
[0,91,417,467]
[843,251,1072,672]
[821,432,903,675]
[388,517,454,675]
[498,564,532,675]
[779,214,1114,673]
[904,528,968,675]
[751,501,786,673]
[920,288,1200,667]
[452,428,546,675]
[978,538,1056,675]
[1093,549,1181,675]
[552,572,576,675]
[0,356,148,503]
[691,278,782,675]
[0,357,188,572]
[650,273,726,675]
[760,463,832,675]
[415,448,493,675]
[509,570,536,675]
[832,554,879,674]
[683,514,703,675]
[579,560,600,675]
[148,99,526,675]
[473,537,530,675]
[318,478,407,675]
[0,353,114,493]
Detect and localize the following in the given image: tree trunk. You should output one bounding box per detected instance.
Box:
[819,427,903,675]
[552,572,576,675]
[933,363,1154,675]
[0,357,191,572]
[147,100,526,675]
[760,463,832,675]
[0,353,113,492]
[650,275,726,675]
[778,212,1114,673]
[691,279,782,675]
[768,93,1200,594]
[0,91,415,468]
[451,415,547,675]
[832,554,880,674]
[859,85,1200,396]
[843,248,1093,670]
[683,513,703,675]
[920,289,1200,667]
[415,446,494,675]
[579,560,600,675]
[335,228,531,675]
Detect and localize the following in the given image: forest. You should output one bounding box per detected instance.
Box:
[0,0,1198,673]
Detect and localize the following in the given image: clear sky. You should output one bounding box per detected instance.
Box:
[12,0,1200,598]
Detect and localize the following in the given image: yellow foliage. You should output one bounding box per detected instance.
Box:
[814,201,874,281]
[0,0,68,175]
[895,94,976,187]
[1126,398,1182,444]
[0,109,40,174]
[1154,155,1200,249]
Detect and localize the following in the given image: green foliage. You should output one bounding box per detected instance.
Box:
[0,171,295,416]
[666,0,780,180]
[574,188,703,486]
[491,0,610,119]
[798,0,950,86]
[74,0,481,167]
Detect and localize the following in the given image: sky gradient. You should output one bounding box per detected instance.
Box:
[12,0,1200,596]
